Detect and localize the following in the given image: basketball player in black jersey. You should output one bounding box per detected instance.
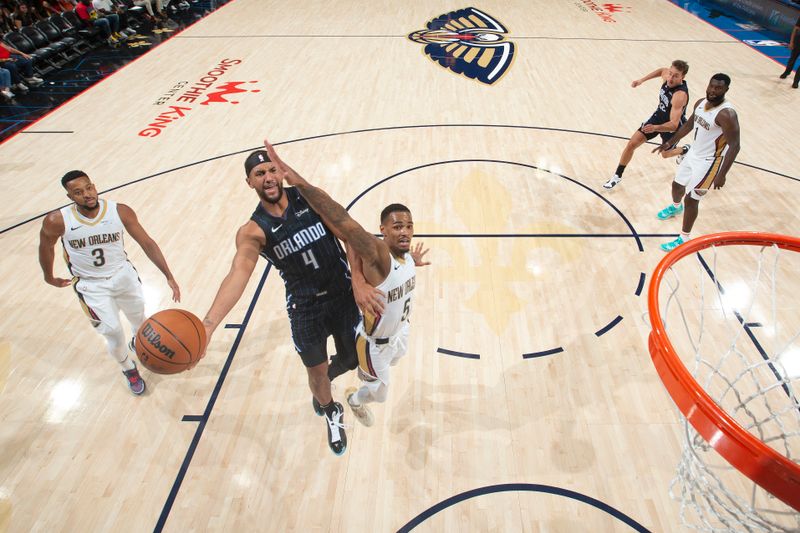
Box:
[603,60,690,189]
[201,150,361,456]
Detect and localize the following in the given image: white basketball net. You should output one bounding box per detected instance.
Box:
[658,242,800,532]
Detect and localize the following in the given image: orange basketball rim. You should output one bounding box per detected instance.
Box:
[647,231,800,511]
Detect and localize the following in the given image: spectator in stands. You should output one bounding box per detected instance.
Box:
[93,0,130,34]
[1,2,15,33]
[131,0,164,22]
[1,65,14,100]
[0,41,43,93]
[75,0,120,44]
[779,14,800,89]
[41,0,76,14]
[12,2,44,28]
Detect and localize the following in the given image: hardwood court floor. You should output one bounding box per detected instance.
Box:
[0,1,798,532]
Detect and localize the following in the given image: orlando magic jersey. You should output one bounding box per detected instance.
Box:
[251,187,351,304]
[652,80,689,125]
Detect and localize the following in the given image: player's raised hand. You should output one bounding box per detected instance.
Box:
[263,138,295,184]
[411,242,431,267]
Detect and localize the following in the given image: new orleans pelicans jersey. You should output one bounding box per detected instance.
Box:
[691,99,735,159]
[251,187,351,305]
[61,199,128,279]
[360,252,416,340]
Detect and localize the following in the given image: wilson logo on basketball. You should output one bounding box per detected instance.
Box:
[408,7,514,85]
[573,0,631,22]
[138,59,262,138]
[141,322,176,359]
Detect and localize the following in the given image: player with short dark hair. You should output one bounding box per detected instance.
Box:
[201,148,362,456]
[654,73,740,251]
[262,141,430,430]
[38,171,181,395]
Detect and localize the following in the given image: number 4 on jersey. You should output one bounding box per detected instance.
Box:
[302,249,320,270]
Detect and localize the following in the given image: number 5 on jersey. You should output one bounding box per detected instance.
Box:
[401,298,411,321]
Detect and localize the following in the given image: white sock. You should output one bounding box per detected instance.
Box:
[104,329,135,371]
[673,202,682,209]
[681,232,691,241]
[119,356,135,371]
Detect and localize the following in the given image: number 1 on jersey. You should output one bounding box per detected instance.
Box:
[302,249,320,270]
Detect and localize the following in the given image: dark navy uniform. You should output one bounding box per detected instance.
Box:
[251,187,359,369]
[639,80,689,144]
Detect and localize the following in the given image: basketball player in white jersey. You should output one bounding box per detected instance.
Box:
[654,73,740,252]
[38,171,181,395]
[262,139,430,427]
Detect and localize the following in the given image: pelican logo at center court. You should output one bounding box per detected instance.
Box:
[408,7,515,85]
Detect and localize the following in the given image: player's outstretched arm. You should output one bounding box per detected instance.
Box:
[119,203,180,302]
[38,211,71,288]
[264,139,389,279]
[202,222,263,341]
[632,67,666,87]
[712,109,740,189]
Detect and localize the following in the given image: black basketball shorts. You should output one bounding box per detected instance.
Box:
[287,291,360,368]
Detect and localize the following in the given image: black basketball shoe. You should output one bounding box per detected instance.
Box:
[312,396,323,416]
[323,402,347,455]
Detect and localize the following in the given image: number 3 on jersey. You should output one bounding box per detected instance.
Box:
[91,248,105,266]
[302,249,319,270]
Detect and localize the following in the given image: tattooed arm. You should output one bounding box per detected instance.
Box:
[263,139,391,284]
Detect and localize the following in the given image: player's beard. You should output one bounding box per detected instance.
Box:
[392,237,411,255]
[259,183,284,204]
[78,197,99,211]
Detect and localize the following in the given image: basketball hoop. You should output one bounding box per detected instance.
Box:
[647,232,800,531]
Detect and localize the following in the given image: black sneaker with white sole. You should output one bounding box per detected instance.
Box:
[323,402,347,455]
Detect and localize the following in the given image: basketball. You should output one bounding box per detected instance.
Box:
[135,309,206,374]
